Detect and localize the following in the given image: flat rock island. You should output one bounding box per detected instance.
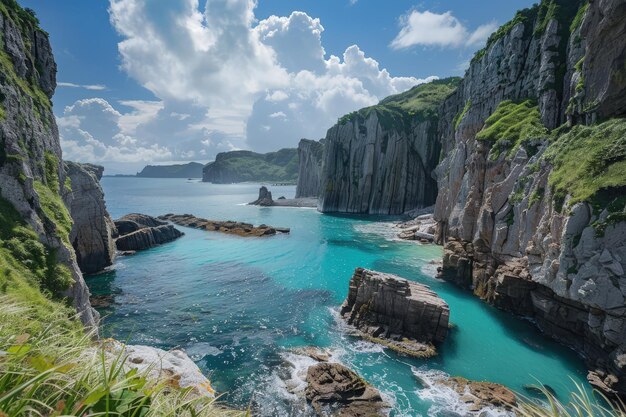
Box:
[159,213,290,237]
[341,268,450,358]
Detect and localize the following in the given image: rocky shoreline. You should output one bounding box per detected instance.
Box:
[159,213,290,236]
[114,213,184,253]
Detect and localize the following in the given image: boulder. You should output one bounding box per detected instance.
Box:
[305,362,388,417]
[341,268,449,357]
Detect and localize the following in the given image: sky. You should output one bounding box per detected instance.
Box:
[22,0,535,174]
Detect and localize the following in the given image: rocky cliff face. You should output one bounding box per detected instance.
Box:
[433,0,626,396]
[295,138,324,198]
[318,79,458,214]
[0,5,97,328]
[64,161,116,274]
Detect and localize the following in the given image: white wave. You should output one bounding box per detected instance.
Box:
[412,367,514,417]
[353,221,402,242]
[184,342,223,361]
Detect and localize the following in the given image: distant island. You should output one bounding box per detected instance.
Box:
[202,148,298,184]
[133,162,204,178]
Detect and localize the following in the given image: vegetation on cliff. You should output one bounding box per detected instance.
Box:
[338,77,460,131]
[476,100,547,160]
[202,148,298,183]
[545,118,626,208]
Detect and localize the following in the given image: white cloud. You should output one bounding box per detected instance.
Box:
[65,1,438,170]
[390,10,497,49]
[58,82,107,90]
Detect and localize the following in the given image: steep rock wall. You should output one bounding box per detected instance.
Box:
[64,161,116,275]
[434,0,626,396]
[0,6,97,327]
[295,138,323,198]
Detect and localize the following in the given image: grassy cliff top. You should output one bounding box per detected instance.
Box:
[338,77,461,130]
[204,147,299,183]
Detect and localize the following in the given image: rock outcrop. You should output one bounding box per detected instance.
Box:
[318,79,458,214]
[0,6,96,328]
[114,213,183,252]
[159,213,290,236]
[295,138,324,198]
[397,213,437,243]
[305,362,388,417]
[341,268,449,357]
[64,161,116,274]
[249,186,274,206]
[431,0,626,397]
[435,377,516,412]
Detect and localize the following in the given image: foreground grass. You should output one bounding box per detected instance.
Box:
[515,383,626,417]
[0,297,247,417]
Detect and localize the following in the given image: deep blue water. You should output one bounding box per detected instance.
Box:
[88,177,588,416]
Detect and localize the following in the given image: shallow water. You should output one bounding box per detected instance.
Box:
[88,177,588,416]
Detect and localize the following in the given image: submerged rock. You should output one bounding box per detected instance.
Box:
[305,362,389,417]
[341,268,449,357]
[114,213,183,252]
[159,213,290,237]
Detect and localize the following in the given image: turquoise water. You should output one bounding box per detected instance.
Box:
[88,177,588,416]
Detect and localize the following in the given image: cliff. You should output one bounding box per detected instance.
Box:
[0,2,97,327]
[64,161,116,274]
[136,162,203,178]
[295,138,324,198]
[202,148,298,183]
[318,78,459,214]
[432,0,626,396]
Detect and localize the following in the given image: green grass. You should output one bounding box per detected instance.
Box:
[545,119,626,207]
[570,2,589,33]
[33,180,73,247]
[0,297,247,417]
[476,100,547,160]
[338,77,460,131]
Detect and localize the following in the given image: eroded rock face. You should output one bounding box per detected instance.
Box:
[0,8,96,328]
[296,139,324,198]
[341,268,449,357]
[319,112,440,214]
[433,1,626,397]
[114,214,183,252]
[305,362,388,417]
[64,162,116,274]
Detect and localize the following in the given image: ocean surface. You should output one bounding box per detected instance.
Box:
[88,177,588,416]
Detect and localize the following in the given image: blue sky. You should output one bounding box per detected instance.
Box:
[22,0,534,174]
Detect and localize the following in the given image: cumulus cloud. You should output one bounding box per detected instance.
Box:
[390,10,497,49]
[58,82,107,90]
[66,0,437,170]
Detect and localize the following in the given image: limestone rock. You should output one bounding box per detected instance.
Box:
[114,214,183,252]
[0,7,96,329]
[64,161,116,274]
[341,268,449,357]
[296,138,324,198]
[305,362,388,417]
